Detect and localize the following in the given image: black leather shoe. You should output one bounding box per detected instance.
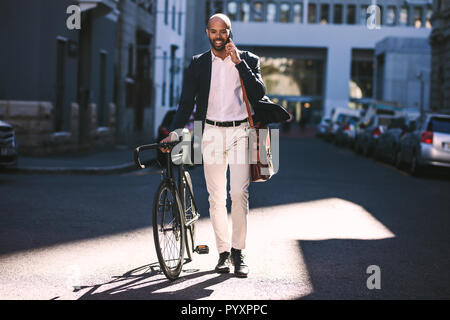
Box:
[215,251,230,273]
[230,248,249,278]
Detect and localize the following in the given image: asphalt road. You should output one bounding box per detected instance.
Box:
[1,137,449,300]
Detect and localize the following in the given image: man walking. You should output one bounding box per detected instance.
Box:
[160,13,266,278]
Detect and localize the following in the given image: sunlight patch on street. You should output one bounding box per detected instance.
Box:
[250,197,396,241]
[0,197,394,299]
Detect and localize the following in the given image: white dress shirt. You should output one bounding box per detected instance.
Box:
[206,52,254,122]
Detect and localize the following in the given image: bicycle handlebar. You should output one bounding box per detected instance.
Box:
[134,140,181,169]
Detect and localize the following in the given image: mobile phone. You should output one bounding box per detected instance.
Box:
[226,31,233,44]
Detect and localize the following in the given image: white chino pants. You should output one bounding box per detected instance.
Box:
[201,121,250,254]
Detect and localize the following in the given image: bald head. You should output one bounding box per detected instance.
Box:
[207,13,232,30]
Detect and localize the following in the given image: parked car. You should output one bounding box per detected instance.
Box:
[396,113,450,175]
[316,117,331,138]
[327,107,361,141]
[156,109,194,167]
[334,116,360,147]
[354,115,401,157]
[0,120,18,168]
[373,116,408,163]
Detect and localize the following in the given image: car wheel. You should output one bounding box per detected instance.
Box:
[373,146,380,160]
[391,149,397,166]
[355,141,361,154]
[395,149,403,169]
[409,153,423,177]
[362,142,370,157]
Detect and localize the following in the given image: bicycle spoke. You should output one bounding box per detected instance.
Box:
[155,185,183,272]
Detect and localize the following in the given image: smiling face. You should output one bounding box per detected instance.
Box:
[206,16,231,52]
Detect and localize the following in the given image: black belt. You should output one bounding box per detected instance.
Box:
[205,118,248,127]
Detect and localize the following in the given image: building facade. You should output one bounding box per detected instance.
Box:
[153,0,187,137]
[114,0,157,145]
[185,0,432,124]
[429,0,450,112]
[0,0,119,155]
[374,37,431,112]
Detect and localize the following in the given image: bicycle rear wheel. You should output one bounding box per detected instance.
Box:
[153,180,185,281]
[182,171,196,261]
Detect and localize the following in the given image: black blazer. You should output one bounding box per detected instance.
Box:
[169,50,266,132]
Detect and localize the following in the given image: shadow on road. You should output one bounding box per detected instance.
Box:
[298,238,450,299]
[2,138,450,299]
[76,262,233,300]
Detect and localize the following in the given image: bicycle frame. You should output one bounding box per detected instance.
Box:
[134,139,209,280]
[157,149,200,228]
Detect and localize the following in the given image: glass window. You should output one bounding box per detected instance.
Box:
[227,1,238,21]
[428,118,450,134]
[162,51,167,106]
[347,5,356,24]
[426,6,432,28]
[350,60,374,98]
[360,5,368,25]
[164,0,169,25]
[172,5,176,30]
[213,0,223,13]
[399,6,408,26]
[266,2,276,22]
[280,2,290,23]
[293,3,302,23]
[205,0,211,26]
[253,1,264,22]
[379,6,383,25]
[414,7,423,28]
[334,4,343,24]
[178,10,182,34]
[308,3,317,23]
[320,4,329,24]
[386,6,396,26]
[240,1,250,22]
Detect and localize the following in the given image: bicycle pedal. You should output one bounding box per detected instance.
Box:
[194,245,209,255]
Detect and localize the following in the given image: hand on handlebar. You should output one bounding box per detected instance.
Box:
[159,135,172,153]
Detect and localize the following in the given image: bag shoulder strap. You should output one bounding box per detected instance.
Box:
[239,76,254,128]
[238,51,254,128]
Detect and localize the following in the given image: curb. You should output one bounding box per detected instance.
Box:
[0,161,146,175]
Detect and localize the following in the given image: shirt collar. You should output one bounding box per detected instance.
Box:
[211,51,231,62]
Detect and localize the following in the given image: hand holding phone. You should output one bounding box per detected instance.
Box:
[225,32,241,64]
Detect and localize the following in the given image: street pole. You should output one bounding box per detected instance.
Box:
[417,72,424,118]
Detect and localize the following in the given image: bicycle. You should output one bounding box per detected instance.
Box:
[134,133,209,281]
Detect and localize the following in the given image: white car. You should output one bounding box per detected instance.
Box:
[0,120,18,167]
[316,117,330,137]
[397,113,450,175]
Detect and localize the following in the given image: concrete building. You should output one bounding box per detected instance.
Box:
[184,0,432,124]
[429,0,450,112]
[0,0,119,155]
[114,0,157,145]
[374,37,431,112]
[153,0,187,137]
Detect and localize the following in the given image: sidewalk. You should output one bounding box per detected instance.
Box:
[0,146,148,175]
[1,125,316,175]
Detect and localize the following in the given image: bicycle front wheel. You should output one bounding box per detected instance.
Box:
[183,171,196,261]
[153,181,185,281]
